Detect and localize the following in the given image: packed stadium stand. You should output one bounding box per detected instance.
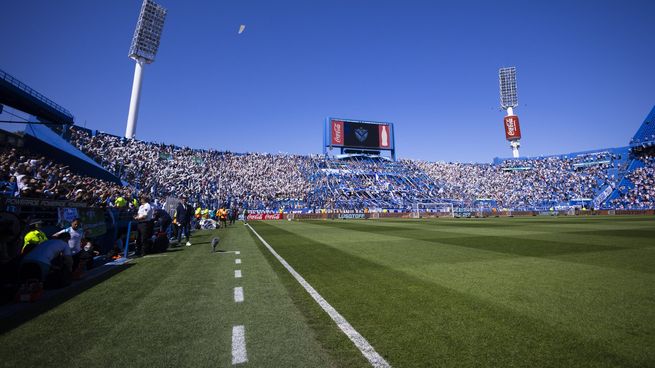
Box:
[0,121,651,213]
[1,68,653,213]
[61,125,648,212]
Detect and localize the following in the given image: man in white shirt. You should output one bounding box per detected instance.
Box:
[134,195,154,256]
[52,218,85,255]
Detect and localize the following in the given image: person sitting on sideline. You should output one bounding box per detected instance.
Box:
[19,232,73,288]
[22,219,47,255]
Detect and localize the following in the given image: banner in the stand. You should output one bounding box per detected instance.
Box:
[57,207,107,237]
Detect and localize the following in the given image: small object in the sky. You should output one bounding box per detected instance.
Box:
[238,25,246,34]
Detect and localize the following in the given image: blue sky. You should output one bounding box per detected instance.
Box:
[1,0,654,162]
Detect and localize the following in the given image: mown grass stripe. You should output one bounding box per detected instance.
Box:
[255,219,654,367]
[246,223,391,368]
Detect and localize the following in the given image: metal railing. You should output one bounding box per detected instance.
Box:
[0,68,74,119]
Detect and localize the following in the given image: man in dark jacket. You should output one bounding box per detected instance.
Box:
[176,196,193,246]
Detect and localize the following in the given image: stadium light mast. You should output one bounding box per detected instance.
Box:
[499,67,522,158]
[124,0,167,139]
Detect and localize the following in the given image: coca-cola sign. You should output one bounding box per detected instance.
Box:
[247,213,283,220]
[379,124,390,148]
[331,120,344,145]
[504,115,522,140]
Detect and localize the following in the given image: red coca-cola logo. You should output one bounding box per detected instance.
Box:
[331,120,344,145]
[504,115,521,140]
[247,213,283,220]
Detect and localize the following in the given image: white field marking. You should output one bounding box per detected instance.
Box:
[214,250,240,255]
[235,270,242,278]
[232,325,248,365]
[235,258,241,264]
[234,287,244,303]
[245,224,391,368]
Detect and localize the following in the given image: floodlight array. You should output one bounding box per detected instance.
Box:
[128,0,167,63]
[499,67,518,109]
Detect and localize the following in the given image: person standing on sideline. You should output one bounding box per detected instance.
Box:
[134,195,154,256]
[176,196,193,246]
[52,218,85,254]
[52,218,86,269]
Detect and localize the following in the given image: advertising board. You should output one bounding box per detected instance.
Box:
[504,115,522,140]
[247,213,283,220]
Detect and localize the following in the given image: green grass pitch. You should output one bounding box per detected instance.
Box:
[1,216,654,367]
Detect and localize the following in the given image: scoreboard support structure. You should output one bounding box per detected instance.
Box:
[323,118,396,160]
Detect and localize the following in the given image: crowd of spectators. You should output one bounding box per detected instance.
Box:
[1,127,652,211]
[611,155,655,209]
[410,155,617,209]
[0,146,126,206]
[307,155,438,210]
[68,128,311,210]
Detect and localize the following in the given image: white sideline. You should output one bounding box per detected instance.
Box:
[235,270,242,278]
[232,325,248,365]
[234,287,244,303]
[235,258,241,264]
[245,224,391,368]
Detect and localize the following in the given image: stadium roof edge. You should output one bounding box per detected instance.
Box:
[492,146,630,164]
[0,68,74,125]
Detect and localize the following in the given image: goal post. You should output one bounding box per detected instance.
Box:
[412,202,454,218]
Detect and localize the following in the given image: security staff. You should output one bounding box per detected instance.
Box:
[134,195,154,256]
[22,219,47,255]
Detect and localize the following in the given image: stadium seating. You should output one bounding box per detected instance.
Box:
[630,106,655,149]
[2,121,654,211]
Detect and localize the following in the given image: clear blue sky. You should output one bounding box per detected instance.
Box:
[1,0,654,162]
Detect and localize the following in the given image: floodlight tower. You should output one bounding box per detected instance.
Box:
[499,67,522,158]
[125,0,167,139]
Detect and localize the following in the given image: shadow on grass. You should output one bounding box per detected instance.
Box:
[165,247,186,252]
[0,263,133,334]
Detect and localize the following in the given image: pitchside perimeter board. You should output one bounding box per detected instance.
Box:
[323,118,396,160]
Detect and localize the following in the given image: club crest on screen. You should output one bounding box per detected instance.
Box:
[355,127,368,142]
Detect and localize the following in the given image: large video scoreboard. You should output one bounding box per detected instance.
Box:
[324,118,395,159]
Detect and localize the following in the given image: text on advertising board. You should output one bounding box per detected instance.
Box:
[504,115,522,140]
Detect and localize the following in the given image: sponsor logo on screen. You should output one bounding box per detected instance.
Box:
[379,124,390,148]
[331,120,344,145]
[504,115,522,140]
